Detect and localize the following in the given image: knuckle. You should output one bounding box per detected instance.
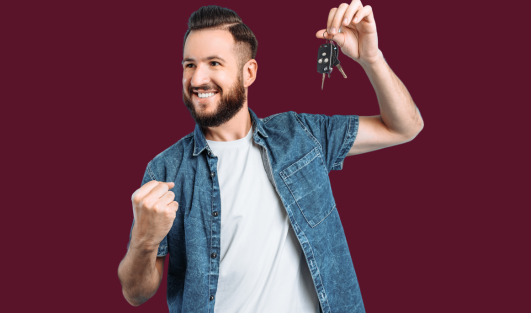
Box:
[140,198,150,208]
[131,192,140,203]
[153,203,163,211]
[166,210,175,218]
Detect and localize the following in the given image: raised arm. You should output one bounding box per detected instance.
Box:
[348,53,424,156]
[316,2,424,157]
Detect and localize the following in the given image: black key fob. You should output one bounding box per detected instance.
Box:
[317,44,334,74]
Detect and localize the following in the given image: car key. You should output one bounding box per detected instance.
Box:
[317,39,334,90]
[331,41,347,78]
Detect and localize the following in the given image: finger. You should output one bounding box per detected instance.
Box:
[145,181,173,202]
[316,28,345,47]
[329,3,350,35]
[160,190,176,206]
[353,5,374,24]
[326,7,337,38]
[316,29,329,39]
[170,201,179,212]
[132,180,160,203]
[343,0,363,26]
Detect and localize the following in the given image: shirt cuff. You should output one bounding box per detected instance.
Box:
[331,115,359,171]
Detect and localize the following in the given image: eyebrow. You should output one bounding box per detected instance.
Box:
[182,55,226,65]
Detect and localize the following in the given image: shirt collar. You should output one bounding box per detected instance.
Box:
[193,107,268,156]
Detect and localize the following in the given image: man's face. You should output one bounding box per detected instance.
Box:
[182,29,246,128]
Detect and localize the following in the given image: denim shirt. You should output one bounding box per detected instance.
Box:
[127,107,365,313]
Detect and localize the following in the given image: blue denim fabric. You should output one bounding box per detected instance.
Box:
[127,107,365,313]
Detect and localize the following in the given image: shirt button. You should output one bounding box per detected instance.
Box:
[210,295,214,301]
[213,211,218,217]
[211,252,217,259]
[211,172,215,178]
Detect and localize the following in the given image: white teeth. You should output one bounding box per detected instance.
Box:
[198,92,215,98]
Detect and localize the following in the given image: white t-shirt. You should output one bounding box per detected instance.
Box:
[206,124,320,313]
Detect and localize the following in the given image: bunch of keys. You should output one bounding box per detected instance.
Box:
[317,32,347,90]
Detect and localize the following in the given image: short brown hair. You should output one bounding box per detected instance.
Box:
[183,5,258,71]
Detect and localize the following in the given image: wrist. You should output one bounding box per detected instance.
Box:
[130,238,159,254]
[359,49,385,69]
[130,229,160,253]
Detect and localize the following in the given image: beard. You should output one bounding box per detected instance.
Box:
[182,71,246,129]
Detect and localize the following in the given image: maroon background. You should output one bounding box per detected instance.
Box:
[3,0,529,312]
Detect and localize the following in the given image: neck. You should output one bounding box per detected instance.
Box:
[202,105,252,142]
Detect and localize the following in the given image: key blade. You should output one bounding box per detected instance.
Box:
[322,73,325,90]
[336,64,347,78]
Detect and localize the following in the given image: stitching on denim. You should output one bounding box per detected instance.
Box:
[343,115,353,148]
[291,212,331,311]
[333,115,358,170]
[262,112,284,124]
[147,161,156,181]
[285,206,330,312]
[208,163,214,313]
[334,115,359,167]
[280,148,335,227]
[284,172,335,228]
[282,179,314,227]
[293,112,323,151]
[317,149,329,174]
[280,147,319,179]
[310,204,336,228]
[259,145,277,195]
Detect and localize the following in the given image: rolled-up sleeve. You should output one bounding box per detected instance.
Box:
[295,113,359,172]
[126,160,168,257]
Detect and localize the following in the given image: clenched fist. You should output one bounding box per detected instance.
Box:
[130,180,178,250]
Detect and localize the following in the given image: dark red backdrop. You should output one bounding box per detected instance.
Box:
[3,0,529,312]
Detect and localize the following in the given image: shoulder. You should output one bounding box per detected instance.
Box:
[260,111,291,124]
[259,111,304,127]
[150,132,194,168]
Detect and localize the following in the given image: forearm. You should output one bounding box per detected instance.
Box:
[118,240,161,306]
[360,50,424,137]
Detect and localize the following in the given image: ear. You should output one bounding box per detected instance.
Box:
[243,59,258,88]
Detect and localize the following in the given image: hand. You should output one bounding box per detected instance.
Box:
[315,1,381,66]
[130,180,178,250]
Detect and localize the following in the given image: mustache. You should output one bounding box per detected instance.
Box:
[190,86,220,93]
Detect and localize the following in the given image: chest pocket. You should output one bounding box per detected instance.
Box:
[279,147,336,228]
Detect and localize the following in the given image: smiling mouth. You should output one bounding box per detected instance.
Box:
[193,91,219,101]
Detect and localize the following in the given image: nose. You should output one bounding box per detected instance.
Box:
[190,63,211,89]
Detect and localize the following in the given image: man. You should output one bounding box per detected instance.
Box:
[118,3,423,313]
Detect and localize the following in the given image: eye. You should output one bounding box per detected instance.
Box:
[185,64,194,68]
[210,61,220,66]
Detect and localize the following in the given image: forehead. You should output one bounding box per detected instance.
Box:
[183,29,236,63]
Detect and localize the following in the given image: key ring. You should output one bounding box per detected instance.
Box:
[323,29,344,47]
[322,30,329,44]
